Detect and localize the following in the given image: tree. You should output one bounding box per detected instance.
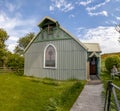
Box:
[0,28,9,67]
[7,53,24,75]
[14,32,35,55]
[115,24,120,42]
[105,55,120,73]
[0,28,9,48]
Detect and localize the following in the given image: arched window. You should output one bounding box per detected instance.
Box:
[44,44,57,68]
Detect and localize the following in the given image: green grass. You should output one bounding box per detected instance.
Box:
[0,73,85,111]
[100,71,120,88]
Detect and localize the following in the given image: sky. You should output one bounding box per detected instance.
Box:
[0,0,120,54]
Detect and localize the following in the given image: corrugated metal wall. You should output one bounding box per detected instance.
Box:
[24,39,87,80]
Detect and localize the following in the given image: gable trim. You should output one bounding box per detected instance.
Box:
[33,38,72,43]
[89,52,100,58]
[59,26,88,51]
[24,31,41,53]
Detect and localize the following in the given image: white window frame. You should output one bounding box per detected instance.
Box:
[43,44,57,69]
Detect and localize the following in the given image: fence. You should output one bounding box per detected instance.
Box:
[0,67,24,75]
[104,81,120,111]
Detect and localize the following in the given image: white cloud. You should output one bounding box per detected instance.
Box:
[49,5,54,11]
[69,14,75,18]
[62,3,74,12]
[102,11,108,16]
[86,0,110,17]
[88,10,108,17]
[79,0,93,6]
[116,16,120,20]
[105,20,117,25]
[86,0,110,12]
[0,11,36,31]
[49,0,74,12]
[7,43,17,53]
[0,14,5,22]
[0,11,37,53]
[77,26,120,53]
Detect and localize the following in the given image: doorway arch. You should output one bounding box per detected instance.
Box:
[90,57,97,75]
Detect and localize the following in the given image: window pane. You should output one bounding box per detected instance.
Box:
[45,45,55,67]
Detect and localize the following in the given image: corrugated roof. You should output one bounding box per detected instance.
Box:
[83,43,101,52]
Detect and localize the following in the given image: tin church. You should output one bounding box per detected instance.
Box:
[24,16,101,80]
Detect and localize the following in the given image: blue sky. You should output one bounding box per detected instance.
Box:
[0,0,120,53]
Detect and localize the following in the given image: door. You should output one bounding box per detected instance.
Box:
[90,57,97,75]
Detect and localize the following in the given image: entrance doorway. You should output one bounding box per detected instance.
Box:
[90,57,97,75]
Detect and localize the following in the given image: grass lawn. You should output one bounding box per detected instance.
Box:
[0,73,85,111]
[100,71,120,86]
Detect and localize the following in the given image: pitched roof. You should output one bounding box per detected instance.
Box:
[83,43,101,52]
[24,16,88,53]
[38,16,59,28]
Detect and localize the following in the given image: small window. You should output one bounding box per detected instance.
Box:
[44,44,57,68]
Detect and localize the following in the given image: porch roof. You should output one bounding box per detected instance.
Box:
[83,43,101,53]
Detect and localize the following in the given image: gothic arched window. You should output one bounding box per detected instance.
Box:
[44,44,57,68]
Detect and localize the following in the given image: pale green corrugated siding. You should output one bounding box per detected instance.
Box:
[24,39,87,80]
[98,55,101,75]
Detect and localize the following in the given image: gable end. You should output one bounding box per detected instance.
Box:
[24,16,88,53]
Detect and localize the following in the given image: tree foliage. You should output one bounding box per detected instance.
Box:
[0,28,9,67]
[14,32,35,55]
[105,55,120,72]
[0,28,24,75]
[7,53,24,75]
[0,28,9,48]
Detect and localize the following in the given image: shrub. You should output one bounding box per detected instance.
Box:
[105,55,120,72]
